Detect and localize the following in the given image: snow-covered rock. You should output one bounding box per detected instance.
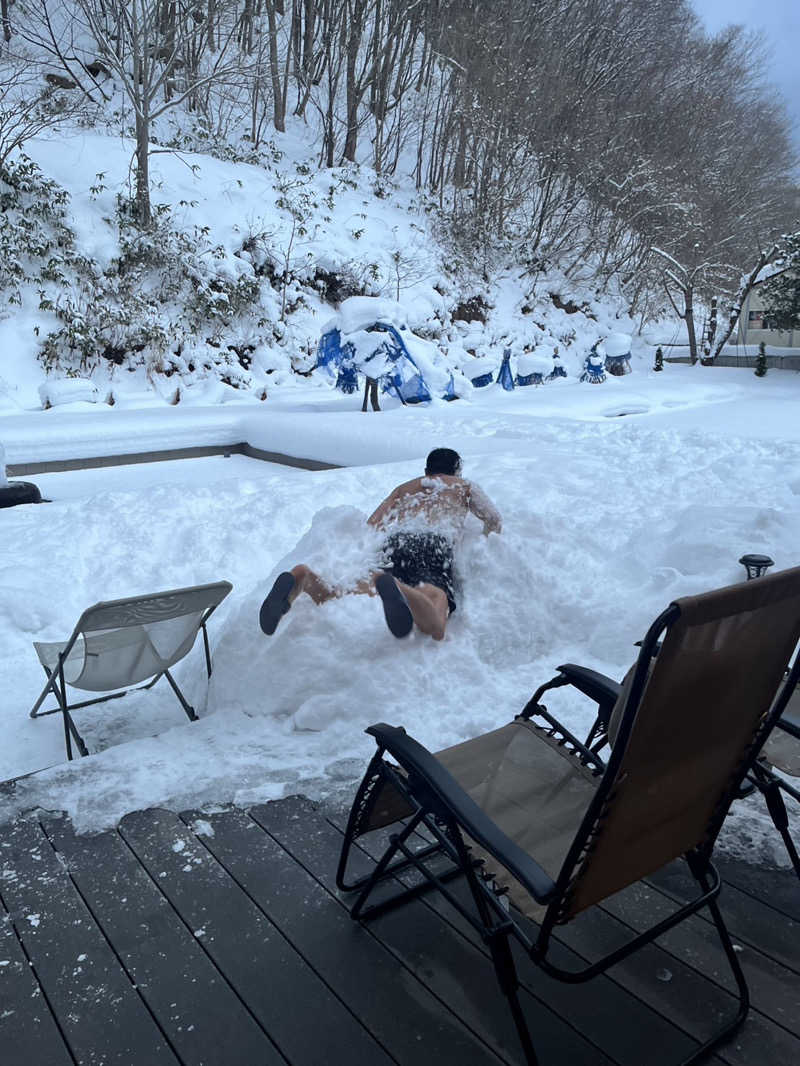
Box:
[39,378,100,409]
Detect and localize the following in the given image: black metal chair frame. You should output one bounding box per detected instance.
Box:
[29,604,222,761]
[337,606,800,1066]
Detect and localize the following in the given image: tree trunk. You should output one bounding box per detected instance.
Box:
[265,0,285,132]
[135,109,152,228]
[1,0,11,44]
[683,286,698,364]
[703,296,718,361]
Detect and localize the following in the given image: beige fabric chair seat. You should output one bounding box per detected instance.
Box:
[762,685,800,776]
[437,720,599,919]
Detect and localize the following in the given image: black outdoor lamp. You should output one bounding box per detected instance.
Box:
[739,553,775,580]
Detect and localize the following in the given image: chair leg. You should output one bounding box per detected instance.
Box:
[487,930,539,1066]
[163,669,198,721]
[761,778,800,879]
[52,663,89,759]
[679,859,749,1064]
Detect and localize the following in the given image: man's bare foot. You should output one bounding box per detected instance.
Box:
[259,572,296,635]
[375,573,414,638]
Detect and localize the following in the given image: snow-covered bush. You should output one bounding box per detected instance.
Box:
[38,194,265,385]
[0,155,90,310]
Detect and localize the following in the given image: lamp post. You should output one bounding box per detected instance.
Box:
[739,554,775,580]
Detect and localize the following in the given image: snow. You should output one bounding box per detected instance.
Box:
[517,351,553,377]
[1,364,799,871]
[38,379,101,409]
[334,296,408,335]
[601,332,632,357]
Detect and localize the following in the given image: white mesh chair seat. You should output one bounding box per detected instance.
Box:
[34,614,206,693]
[30,581,232,759]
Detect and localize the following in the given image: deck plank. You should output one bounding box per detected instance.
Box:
[41,812,285,1066]
[253,796,615,1066]
[603,876,800,1031]
[118,807,395,1066]
[0,895,74,1066]
[712,854,800,922]
[2,794,798,1066]
[181,804,510,1065]
[0,817,178,1065]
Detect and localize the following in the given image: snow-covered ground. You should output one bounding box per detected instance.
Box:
[2,364,799,868]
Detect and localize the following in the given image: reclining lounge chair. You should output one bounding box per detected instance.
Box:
[29,580,232,759]
[337,566,800,1065]
[530,652,800,881]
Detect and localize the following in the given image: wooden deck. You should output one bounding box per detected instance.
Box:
[1,795,798,1065]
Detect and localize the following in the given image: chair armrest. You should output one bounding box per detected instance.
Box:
[366,723,557,903]
[555,664,622,711]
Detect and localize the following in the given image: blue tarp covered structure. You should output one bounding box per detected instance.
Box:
[317,321,455,403]
[497,348,515,391]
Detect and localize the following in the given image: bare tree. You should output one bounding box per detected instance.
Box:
[0,50,85,173]
[66,0,243,226]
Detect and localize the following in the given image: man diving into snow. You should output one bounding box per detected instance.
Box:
[259,447,502,640]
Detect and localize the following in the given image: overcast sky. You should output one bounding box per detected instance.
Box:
[691,0,800,150]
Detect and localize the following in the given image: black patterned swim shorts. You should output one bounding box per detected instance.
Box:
[382,532,456,613]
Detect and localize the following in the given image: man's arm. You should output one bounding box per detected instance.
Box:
[468,481,502,534]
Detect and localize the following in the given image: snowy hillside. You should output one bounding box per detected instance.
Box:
[0,125,655,412]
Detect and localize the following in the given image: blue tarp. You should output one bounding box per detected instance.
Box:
[498,349,515,391]
[316,322,438,403]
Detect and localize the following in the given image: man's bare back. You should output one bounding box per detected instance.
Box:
[367,474,502,537]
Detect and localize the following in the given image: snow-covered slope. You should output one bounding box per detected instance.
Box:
[1,126,651,412]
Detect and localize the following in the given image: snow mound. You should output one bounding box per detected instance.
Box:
[207,504,551,744]
[39,378,101,409]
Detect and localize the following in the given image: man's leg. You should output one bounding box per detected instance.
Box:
[375,574,449,640]
[260,563,337,635]
[400,581,450,640]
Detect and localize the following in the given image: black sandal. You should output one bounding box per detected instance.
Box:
[375,574,414,638]
[259,572,296,635]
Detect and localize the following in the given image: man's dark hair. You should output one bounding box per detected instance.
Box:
[425,448,462,476]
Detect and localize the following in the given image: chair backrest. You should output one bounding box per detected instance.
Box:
[68,582,232,692]
[554,566,800,921]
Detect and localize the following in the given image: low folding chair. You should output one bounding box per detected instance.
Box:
[337,566,800,1066]
[29,581,232,759]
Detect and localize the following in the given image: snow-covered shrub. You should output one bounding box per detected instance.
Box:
[38,195,265,385]
[0,155,91,310]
